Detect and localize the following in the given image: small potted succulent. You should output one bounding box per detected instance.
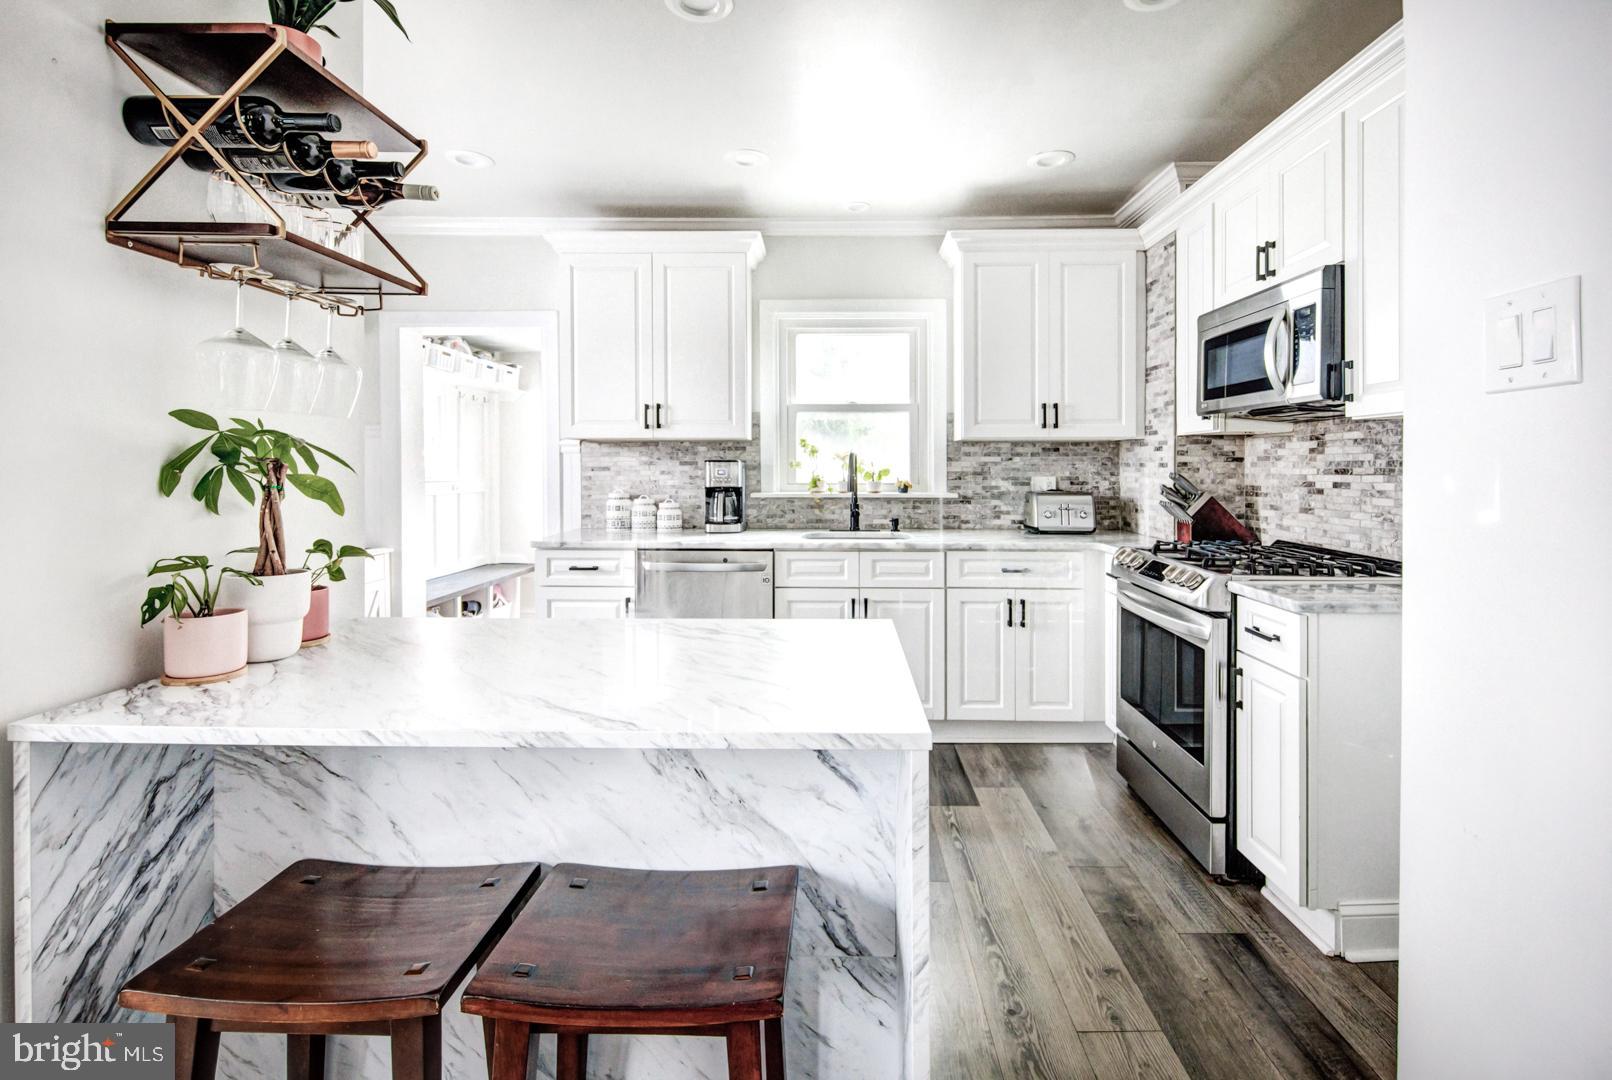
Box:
[896,479,914,494]
[860,465,892,493]
[140,554,261,683]
[296,539,373,643]
[264,0,409,64]
[158,410,352,663]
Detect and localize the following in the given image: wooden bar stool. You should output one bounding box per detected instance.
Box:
[462,863,799,1080]
[119,859,542,1080]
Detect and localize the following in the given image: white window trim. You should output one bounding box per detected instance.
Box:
[759,299,949,495]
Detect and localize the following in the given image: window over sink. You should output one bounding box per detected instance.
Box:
[759,300,948,495]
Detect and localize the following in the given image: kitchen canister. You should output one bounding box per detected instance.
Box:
[605,489,632,532]
[631,495,658,532]
[657,498,683,532]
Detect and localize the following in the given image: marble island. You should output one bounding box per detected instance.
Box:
[13,619,931,1079]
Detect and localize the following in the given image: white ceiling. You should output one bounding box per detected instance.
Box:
[361,0,1401,222]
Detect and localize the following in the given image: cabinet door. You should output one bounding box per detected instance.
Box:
[538,587,633,619]
[1268,117,1344,282]
[653,252,750,439]
[955,252,1049,439]
[864,588,945,721]
[775,587,858,620]
[1235,653,1306,902]
[1015,589,1084,723]
[1175,206,1219,437]
[1213,167,1269,305]
[1343,69,1406,419]
[1047,249,1142,439]
[946,589,1016,721]
[559,253,654,439]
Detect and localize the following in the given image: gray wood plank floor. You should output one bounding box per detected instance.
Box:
[930,743,1398,1080]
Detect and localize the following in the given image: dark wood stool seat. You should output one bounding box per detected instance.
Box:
[119,858,541,1080]
[462,863,798,1080]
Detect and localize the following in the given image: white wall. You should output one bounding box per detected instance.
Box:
[1400,2,1612,1076]
[0,2,370,1018]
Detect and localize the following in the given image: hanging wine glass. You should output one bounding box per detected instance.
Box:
[311,302,363,419]
[197,269,276,409]
[265,284,322,414]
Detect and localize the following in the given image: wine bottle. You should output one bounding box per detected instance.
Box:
[269,160,405,196]
[292,181,441,210]
[180,136,380,175]
[123,95,340,150]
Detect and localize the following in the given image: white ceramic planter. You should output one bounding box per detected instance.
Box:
[162,609,248,680]
[222,569,312,662]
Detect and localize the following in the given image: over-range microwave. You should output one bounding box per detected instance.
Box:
[1197,264,1345,420]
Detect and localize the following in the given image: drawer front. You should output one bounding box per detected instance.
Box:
[1236,597,1306,675]
[860,551,944,588]
[946,551,1083,589]
[777,551,860,588]
[536,550,636,587]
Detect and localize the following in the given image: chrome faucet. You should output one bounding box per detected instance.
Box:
[846,452,861,532]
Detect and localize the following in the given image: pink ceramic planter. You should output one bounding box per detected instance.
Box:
[162,609,248,681]
[302,585,331,642]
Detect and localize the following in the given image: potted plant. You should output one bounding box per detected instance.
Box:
[896,479,914,494]
[296,539,372,643]
[158,410,352,662]
[140,554,261,683]
[264,0,409,64]
[860,465,891,493]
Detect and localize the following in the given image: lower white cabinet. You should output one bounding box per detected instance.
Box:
[777,587,944,720]
[1235,652,1306,902]
[537,587,633,620]
[775,588,858,621]
[946,588,1084,723]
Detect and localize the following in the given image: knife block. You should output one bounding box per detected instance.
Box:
[1175,495,1258,544]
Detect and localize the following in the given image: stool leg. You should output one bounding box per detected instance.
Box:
[489,1019,531,1080]
[389,1015,442,1080]
[555,1031,589,1080]
[725,1021,763,1080]
[287,1034,326,1080]
[169,1016,219,1080]
[763,1017,786,1080]
[480,1018,495,1080]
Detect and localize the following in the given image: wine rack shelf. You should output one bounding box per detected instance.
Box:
[104,21,429,306]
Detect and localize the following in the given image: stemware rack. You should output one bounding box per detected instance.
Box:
[104,21,429,311]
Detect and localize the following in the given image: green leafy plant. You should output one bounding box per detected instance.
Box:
[302,539,372,585]
[158,410,352,577]
[266,0,409,40]
[140,554,260,627]
[860,465,891,485]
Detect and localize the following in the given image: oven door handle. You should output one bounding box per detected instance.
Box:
[1261,308,1291,390]
[1115,584,1215,645]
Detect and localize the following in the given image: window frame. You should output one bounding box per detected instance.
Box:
[759,299,949,495]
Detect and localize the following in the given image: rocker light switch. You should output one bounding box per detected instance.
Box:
[1527,306,1557,363]
[1484,276,1582,393]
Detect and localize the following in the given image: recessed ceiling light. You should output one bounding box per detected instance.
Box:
[666,0,734,22]
[1028,149,1077,169]
[1123,0,1181,10]
[846,202,871,213]
[724,148,769,168]
[447,149,495,169]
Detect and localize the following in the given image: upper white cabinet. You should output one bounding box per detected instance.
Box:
[941,231,1144,441]
[550,231,763,440]
[1342,69,1406,418]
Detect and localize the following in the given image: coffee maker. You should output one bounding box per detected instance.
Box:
[704,460,747,533]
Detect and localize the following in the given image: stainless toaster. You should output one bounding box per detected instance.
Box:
[1023,491,1097,533]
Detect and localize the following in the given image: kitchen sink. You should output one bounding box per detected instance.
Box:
[802,531,911,540]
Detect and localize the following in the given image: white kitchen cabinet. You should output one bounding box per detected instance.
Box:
[947,588,1016,722]
[551,232,764,441]
[538,587,634,620]
[775,587,857,620]
[1213,166,1268,305]
[864,588,945,720]
[1015,589,1084,722]
[947,586,1084,723]
[1235,651,1307,903]
[941,231,1143,441]
[1343,69,1406,418]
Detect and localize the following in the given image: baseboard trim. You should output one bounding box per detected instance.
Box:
[930,720,1114,744]
[1261,889,1400,962]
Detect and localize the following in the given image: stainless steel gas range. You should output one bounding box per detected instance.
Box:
[1107,539,1402,875]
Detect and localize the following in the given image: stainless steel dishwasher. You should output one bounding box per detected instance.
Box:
[635,550,774,618]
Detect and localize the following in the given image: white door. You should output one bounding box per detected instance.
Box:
[1267,118,1344,282]
[1014,589,1084,723]
[956,251,1048,439]
[1343,69,1406,419]
[946,589,1016,721]
[1235,653,1306,902]
[1213,167,1269,305]
[539,588,633,619]
[1047,249,1141,439]
[1175,206,1218,437]
[560,253,654,438]
[775,587,858,620]
[864,588,945,720]
[653,252,750,439]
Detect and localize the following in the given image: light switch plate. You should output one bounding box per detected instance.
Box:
[1484,275,1581,393]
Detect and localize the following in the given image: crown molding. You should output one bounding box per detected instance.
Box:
[382,212,1118,240]
[1114,162,1216,229]
[545,229,767,268]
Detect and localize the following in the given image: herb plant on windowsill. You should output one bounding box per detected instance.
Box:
[140,554,260,682]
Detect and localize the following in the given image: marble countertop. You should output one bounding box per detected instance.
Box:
[9,619,932,751]
[535,527,1148,553]
[1231,579,1403,615]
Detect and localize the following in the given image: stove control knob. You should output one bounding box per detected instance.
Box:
[1186,571,1205,589]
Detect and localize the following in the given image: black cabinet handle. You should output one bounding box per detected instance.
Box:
[1264,240,1277,278]
[643,403,650,430]
[1254,245,1264,281]
[1245,625,1282,643]
[1004,600,1012,628]
[1019,599,1026,628]
[624,596,632,616]
[1052,403,1059,429]
[1040,403,1048,429]
[568,564,600,572]
[863,597,869,618]
[655,403,663,429]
